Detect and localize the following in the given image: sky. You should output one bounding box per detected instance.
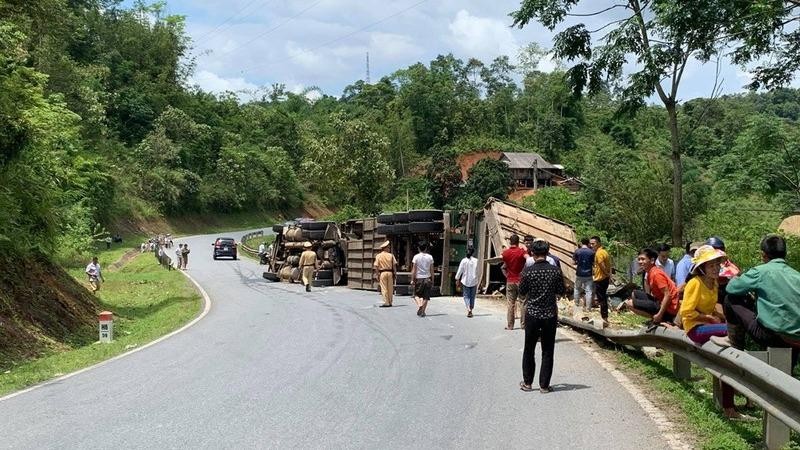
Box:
[155,0,789,101]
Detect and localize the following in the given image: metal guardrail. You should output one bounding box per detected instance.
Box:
[239,231,263,257]
[559,315,800,435]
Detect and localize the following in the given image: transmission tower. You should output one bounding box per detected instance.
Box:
[366,52,370,84]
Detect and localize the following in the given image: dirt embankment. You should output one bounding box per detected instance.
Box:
[0,251,98,368]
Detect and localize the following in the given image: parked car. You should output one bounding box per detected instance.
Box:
[213,237,237,260]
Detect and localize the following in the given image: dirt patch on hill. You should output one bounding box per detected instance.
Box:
[0,251,98,369]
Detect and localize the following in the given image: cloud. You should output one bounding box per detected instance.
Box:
[368,32,422,59]
[189,70,260,100]
[448,10,519,61]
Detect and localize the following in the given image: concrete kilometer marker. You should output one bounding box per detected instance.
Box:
[99,311,113,343]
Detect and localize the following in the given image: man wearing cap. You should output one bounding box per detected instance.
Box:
[374,241,397,307]
[299,242,318,292]
[502,234,529,330]
[712,235,800,369]
[624,248,680,324]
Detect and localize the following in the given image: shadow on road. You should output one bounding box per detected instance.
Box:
[550,383,590,392]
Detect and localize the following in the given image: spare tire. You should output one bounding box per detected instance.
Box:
[376,225,394,235]
[316,269,334,280]
[392,212,409,223]
[263,272,280,282]
[272,224,284,233]
[409,210,443,222]
[303,221,334,231]
[377,214,394,224]
[409,221,444,233]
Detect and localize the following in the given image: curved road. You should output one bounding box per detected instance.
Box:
[0,230,671,449]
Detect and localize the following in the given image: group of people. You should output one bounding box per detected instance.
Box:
[172,243,190,270]
[612,235,800,419]
[258,241,274,265]
[372,240,437,318]
[140,235,173,253]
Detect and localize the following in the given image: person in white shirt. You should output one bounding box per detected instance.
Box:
[455,248,479,317]
[411,242,435,318]
[175,245,183,269]
[85,256,105,294]
[655,243,676,281]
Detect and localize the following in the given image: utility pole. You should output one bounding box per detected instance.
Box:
[365,52,370,84]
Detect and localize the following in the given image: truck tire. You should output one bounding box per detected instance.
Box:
[395,272,412,285]
[376,225,394,235]
[303,221,334,231]
[394,285,412,296]
[263,272,280,282]
[392,212,409,223]
[272,224,284,233]
[408,210,443,222]
[316,269,334,280]
[408,221,444,233]
[377,214,394,224]
[393,223,409,234]
[312,279,334,287]
[304,229,326,240]
[431,286,441,297]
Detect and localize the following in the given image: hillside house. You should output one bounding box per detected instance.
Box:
[500,152,564,189]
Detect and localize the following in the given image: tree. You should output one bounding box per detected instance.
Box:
[511,0,733,244]
[427,148,463,208]
[457,158,514,208]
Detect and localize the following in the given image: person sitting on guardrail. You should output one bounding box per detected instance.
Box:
[623,248,680,325]
[680,245,750,420]
[711,235,800,371]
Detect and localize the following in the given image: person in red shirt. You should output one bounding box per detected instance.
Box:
[623,248,680,324]
[502,234,529,330]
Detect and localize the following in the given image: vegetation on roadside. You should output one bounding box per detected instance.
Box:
[0,252,202,396]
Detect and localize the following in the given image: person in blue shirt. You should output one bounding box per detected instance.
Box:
[675,241,701,290]
[572,238,595,313]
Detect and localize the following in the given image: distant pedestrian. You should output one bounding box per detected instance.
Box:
[519,240,565,393]
[502,234,528,330]
[181,244,190,269]
[411,242,435,317]
[140,242,146,253]
[85,256,105,294]
[455,247,479,317]
[373,241,397,307]
[104,236,112,250]
[655,243,675,281]
[572,238,595,314]
[590,236,612,323]
[258,242,267,265]
[175,245,183,270]
[299,242,318,292]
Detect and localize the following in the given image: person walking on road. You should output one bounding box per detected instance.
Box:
[299,242,318,292]
[411,242,435,317]
[590,236,612,323]
[519,240,565,393]
[502,234,528,330]
[181,244,190,270]
[572,238,595,315]
[85,256,105,294]
[455,247,479,317]
[373,241,397,307]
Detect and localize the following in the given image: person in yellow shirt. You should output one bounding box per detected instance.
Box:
[298,242,318,292]
[590,236,612,321]
[680,245,750,420]
[373,241,397,307]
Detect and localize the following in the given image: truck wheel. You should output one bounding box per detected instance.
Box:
[316,269,334,280]
[272,224,284,233]
[408,222,444,233]
[303,221,334,231]
[393,223,409,234]
[408,210,443,222]
[377,214,394,224]
[376,225,395,235]
[312,279,334,287]
[392,212,409,223]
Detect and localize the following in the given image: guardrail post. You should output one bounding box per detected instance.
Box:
[672,354,691,380]
[749,349,791,450]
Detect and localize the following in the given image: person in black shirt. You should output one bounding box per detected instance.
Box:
[518,239,565,393]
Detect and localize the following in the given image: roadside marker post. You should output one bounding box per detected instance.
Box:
[99,311,114,343]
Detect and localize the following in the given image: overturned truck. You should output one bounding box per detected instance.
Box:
[263,221,347,287]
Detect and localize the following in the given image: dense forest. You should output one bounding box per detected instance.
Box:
[2,0,800,269]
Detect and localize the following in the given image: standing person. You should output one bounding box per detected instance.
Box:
[258,242,267,265]
[572,238,595,314]
[373,241,397,307]
[518,240,565,393]
[675,242,702,290]
[181,244,190,270]
[502,234,528,330]
[85,256,105,294]
[455,247,479,317]
[679,245,747,420]
[623,248,680,324]
[655,243,676,281]
[299,242,318,292]
[174,244,183,270]
[712,235,800,369]
[411,242,435,317]
[104,236,112,250]
[590,236,612,322]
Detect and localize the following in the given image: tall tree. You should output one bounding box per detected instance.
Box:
[511,0,731,244]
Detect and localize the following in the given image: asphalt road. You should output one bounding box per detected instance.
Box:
[0,230,671,450]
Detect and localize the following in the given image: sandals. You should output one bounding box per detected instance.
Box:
[467,311,473,318]
[519,381,534,392]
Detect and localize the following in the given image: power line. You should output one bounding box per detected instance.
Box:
[211,0,326,58]
[239,0,428,74]
[193,0,276,46]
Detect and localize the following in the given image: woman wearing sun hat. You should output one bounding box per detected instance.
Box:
[681,244,751,420]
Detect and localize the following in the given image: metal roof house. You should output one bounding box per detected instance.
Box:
[500,152,564,189]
